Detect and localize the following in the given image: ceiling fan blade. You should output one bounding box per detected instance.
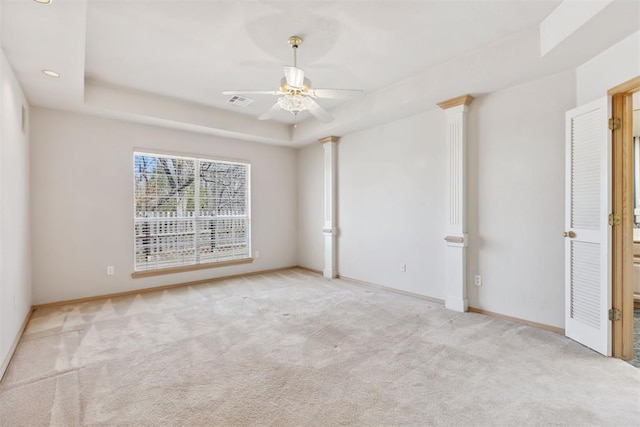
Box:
[284,66,305,89]
[222,90,282,96]
[258,103,282,121]
[308,88,365,99]
[303,97,334,124]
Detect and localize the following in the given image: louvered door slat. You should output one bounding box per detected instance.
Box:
[564,97,610,356]
[571,109,601,230]
[570,241,600,329]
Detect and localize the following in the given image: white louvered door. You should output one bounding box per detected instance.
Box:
[564,97,611,356]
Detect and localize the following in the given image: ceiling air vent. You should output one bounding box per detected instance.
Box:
[226,95,254,107]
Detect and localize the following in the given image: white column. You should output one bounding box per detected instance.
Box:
[438,95,473,312]
[319,136,339,279]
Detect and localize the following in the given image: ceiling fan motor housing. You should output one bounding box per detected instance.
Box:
[280,77,311,94]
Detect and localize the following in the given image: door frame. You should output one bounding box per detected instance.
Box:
[608,75,640,360]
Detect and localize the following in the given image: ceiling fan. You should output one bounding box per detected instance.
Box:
[222,36,364,124]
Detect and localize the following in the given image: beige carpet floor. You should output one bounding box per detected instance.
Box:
[0,268,638,426]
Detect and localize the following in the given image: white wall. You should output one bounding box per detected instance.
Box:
[298,110,448,299]
[0,48,32,375]
[339,111,448,298]
[467,70,575,328]
[297,71,575,328]
[576,30,640,105]
[30,108,297,304]
[297,142,324,272]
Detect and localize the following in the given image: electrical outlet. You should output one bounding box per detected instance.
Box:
[474,275,482,286]
[255,251,260,259]
[107,266,115,276]
[400,264,407,272]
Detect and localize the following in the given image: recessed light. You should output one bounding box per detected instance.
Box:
[33,0,53,4]
[42,69,60,78]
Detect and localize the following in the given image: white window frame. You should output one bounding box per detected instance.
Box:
[132,151,252,277]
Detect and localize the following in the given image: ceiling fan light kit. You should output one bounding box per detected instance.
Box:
[222,35,364,124]
[277,94,306,114]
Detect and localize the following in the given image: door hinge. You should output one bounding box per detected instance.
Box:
[608,308,622,321]
[608,118,621,131]
[608,213,621,226]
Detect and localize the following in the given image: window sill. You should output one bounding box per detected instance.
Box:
[131,258,254,279]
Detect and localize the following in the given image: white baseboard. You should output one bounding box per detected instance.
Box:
[468,306,564,335]
[33,266,299,309]
[0,308,33,382]
[338,275,445,305]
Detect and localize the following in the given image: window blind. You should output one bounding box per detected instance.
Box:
[133,152,251,272]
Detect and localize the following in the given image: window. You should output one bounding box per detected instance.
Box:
[133,152,251,274]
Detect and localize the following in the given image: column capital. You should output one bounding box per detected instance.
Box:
[318,136,341,144]
[437,94,474,110]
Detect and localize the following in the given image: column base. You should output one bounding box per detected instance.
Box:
[323,269,337,279]
[445,297,468,312]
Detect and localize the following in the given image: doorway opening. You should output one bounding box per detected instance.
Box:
[608,76,640,362]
